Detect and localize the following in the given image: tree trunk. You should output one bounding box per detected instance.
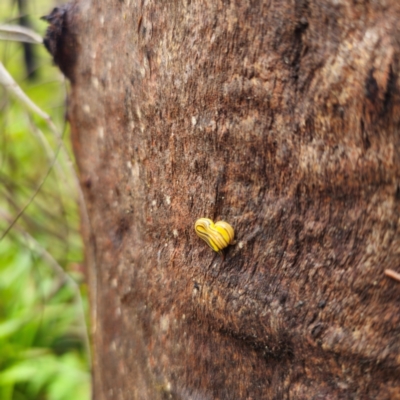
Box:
[45,0,400,398]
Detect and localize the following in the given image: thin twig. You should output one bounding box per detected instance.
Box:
[0,24,43,44]
[0,142,62,242]
[0,62,54,125]
[384,269,400,283]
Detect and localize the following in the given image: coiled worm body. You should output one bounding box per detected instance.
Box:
[194,218,235,254]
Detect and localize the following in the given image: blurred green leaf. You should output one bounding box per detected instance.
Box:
[0,362,37,385]
[0,318,28,340]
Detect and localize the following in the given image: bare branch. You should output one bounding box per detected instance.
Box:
[0,24,43,44]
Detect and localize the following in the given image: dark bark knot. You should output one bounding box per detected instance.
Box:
[42,3,78,83]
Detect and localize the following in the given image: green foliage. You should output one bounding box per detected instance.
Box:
[0,1,90,399]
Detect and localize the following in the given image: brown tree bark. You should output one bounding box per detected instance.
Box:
[46,0,400,398]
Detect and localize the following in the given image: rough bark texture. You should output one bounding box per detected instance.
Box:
[48,0,400,398]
